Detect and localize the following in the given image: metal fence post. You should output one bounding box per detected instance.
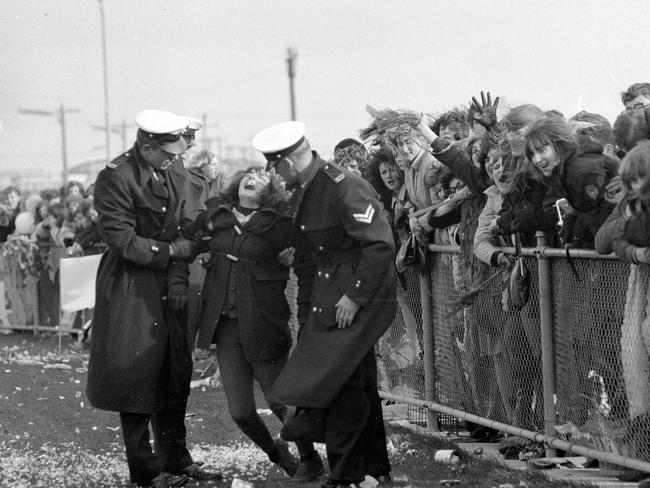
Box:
[419,251,439,430]
[536,231,558,456]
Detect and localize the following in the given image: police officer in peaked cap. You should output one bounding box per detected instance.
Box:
[86,109,222,487]
[253,121,396,488]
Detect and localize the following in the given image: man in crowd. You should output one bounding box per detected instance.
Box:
[86,109,221,488]
[253,121,396,488]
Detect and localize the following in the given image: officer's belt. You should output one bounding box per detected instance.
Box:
[313,248,360,267]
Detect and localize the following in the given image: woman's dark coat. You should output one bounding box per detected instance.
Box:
[190,204,295,362]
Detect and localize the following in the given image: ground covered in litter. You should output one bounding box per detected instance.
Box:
[0,332,595,487]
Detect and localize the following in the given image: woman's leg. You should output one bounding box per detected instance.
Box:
[216,317,276,455]
[254,356,319,461]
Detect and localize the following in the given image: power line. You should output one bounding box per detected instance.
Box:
[18,104,79,184]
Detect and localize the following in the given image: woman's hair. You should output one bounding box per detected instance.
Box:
[364,144,403,210]
[619,140,650,200]
[621,82,650,105]
[569,111,615,147]
[431,107,470,141]
[500,104,546,133]
[48,202,69,227]
[495,104,545,158]
[220,166,288,208]
[524,116,578,163]
[439,168,457,193]
[190,149,215,169]
[466,134,491,182]
[614,111,649,154]
[333,138,367,165]
[64,180,85,197]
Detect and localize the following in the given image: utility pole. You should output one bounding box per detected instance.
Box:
[97,0,111,163]
[19,104,79,185]
[92,119,133,153]
[202,113,209,149]
[286,46,297,120]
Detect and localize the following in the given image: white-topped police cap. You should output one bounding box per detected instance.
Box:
[252,121,306,162]
[136,109,188,134]
[182,116,204,131]
[135,109,189,155]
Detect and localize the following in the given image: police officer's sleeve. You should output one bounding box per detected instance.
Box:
[94,169,172,268]
[337,178,395,307]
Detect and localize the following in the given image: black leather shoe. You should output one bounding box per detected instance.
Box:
[273,437,299,477]
[179,462,223,481]
[294,452,326,481]
[147,472,189,488]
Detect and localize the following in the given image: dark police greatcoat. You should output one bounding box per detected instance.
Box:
[86,145,192,413]
[270,155,397,408]
[189,204,294,361]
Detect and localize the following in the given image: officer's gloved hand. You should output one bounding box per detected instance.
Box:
[167,283,187,311]
[170,237,196,260]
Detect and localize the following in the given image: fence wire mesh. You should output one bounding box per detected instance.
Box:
[375,268,426,424]
[428,253,544,433]
[551,257,650,464]
[384,248,650,468]
[286,245,650,469]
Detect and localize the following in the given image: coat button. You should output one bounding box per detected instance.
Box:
[151,245,159,252]
[162,296,167,301]
[300,225,306,231]
[325,273,330,279]
[312,306,318,312]
[318,308,323,313]
[317,271,322,276]
[161,206,167,213]
[318,246,324,251]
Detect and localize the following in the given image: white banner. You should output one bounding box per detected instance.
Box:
[59,254,102,313]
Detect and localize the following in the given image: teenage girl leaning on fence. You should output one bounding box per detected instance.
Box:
[595,141,650,476]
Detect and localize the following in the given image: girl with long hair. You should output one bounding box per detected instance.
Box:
[184,167,323,482]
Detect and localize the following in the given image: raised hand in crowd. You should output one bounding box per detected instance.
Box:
[470,91,500,130]
[415,113,438,145]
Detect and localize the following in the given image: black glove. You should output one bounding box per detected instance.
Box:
[167,282,187,311]
[170,237,196,260]
[167,258,189,311]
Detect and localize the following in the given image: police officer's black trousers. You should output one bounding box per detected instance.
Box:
[119,310,194,484]
[119,400,193,485]
[325,351,391,484]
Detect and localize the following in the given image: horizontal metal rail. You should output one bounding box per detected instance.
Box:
[379,390,650,474]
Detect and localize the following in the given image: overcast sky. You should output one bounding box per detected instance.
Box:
[1,0,649,176]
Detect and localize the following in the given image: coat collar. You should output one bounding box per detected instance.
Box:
[132,144,185,190]
[209,202,286,235]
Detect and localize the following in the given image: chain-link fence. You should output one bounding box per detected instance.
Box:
[374,239,650,472]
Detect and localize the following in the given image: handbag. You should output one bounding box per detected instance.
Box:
[509,233,531,310]
[395,234,426,273]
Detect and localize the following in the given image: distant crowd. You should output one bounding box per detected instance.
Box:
[0,148,228,256]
